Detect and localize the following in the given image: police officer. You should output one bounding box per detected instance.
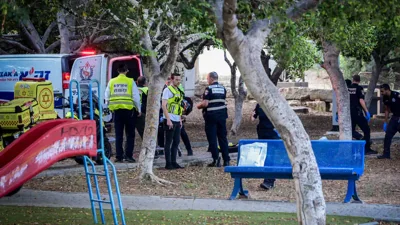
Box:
[251,103,280,190]
[348,74,376,155]
[345,79,363,140]
[378,84,400,159]
[162,73,184,169]
[105,64,141,163]
[136,76,148,139]
[197,71,230,167]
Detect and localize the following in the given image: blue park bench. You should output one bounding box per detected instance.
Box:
[224,139,366,203]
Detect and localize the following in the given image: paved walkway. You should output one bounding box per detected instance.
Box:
[0,189,399,222]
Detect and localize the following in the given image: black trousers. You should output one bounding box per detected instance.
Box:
[351,109,371,150]
[257,128,280,186]
[383,116,400,157]
[114,109,136,160]
[180,124,193,154]
[205,117,230,162]
[136,113,145,139]
[157,117,165,148]
[163,120,181,164]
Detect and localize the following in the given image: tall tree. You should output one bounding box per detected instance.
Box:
[363,2,400,108]
[211,0,326,224]
[300,0,378,140]
[108,0,214,183]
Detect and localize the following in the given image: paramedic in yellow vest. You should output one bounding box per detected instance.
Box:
[136,76,148,139]
[161,73,184,170]
[105,64,141,163]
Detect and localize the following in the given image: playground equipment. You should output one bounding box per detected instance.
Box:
[70,79,126,225]
[62,84,112,165]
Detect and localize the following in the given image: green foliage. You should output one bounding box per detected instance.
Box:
[267,19,321,78]
[339,56,363,79]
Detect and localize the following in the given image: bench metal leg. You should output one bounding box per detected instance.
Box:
[229,178,241,200]
[239,179,249,198]
[344,180,362,203]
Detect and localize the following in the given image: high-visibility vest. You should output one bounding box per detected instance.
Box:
[167,85,183,115]
[108,74,135,111]
[178,84,184,94]
[138,86,148,102]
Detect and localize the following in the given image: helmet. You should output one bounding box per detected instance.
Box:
[181,97,193,115]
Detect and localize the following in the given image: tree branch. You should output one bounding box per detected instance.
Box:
[142,30,160,76]
[0,38,34,53]
[222,0,244,43]
[0,47,8,54]
[286,0,322,21]
[383,57,400,65]
[45,35,81,53]
[19,21,42,53]
[160,35,181,78]
[42,21,57,45]
[178,39,214,69]
[211,0,224,39]
[246,19,272,47]
[224,49,233,67]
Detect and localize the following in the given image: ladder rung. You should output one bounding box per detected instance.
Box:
[91,199,112,204]
[87,172,106,176]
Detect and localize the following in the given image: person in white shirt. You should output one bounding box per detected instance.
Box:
[161,73,184,170]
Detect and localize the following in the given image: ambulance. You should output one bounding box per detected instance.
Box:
[0,52,144,118]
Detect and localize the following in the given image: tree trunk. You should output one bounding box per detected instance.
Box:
[225,50,247,136]
[57,9,71,54]
[365,53,383,109]
[220,1,326,224]
[138,31,180,184]
[321,41,352,141]
[230,76,246,136]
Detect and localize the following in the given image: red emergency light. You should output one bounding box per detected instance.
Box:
[80,49,96,55]
[62,72,71,89]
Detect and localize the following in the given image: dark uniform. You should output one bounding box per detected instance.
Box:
[382,91,400,158]
[203,82,230,166]
[253,104,280,189]
[348,83,372,152]
[345,79,363,140]
[136,85,148,139]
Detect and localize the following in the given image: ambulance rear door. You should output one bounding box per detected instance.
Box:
[66,54,108,107]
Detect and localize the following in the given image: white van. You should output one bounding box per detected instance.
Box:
[0,53,144,118]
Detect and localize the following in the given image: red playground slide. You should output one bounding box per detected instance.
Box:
[0,119,98,198]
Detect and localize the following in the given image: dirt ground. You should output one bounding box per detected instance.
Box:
[25,141,400,205]
[24,99,400,205]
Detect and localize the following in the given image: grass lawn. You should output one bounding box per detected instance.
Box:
[0,206,375,225]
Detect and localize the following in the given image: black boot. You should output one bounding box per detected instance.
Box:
[208,157,221,167]
[223,160,230,167]
[165,162,175,170]
[172,162,184,169]
[365,142,378,155]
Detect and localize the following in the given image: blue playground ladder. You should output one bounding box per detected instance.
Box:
[69,79,126,225]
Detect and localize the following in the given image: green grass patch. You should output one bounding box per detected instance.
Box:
[0,206,374,225]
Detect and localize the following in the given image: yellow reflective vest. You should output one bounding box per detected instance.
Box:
[167,85,183,115]
[138,86,148,103]
[108,74,135,111]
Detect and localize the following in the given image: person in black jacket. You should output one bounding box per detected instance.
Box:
[348,75,376,155]
[378,83,400,159]
[251,103,280,190]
